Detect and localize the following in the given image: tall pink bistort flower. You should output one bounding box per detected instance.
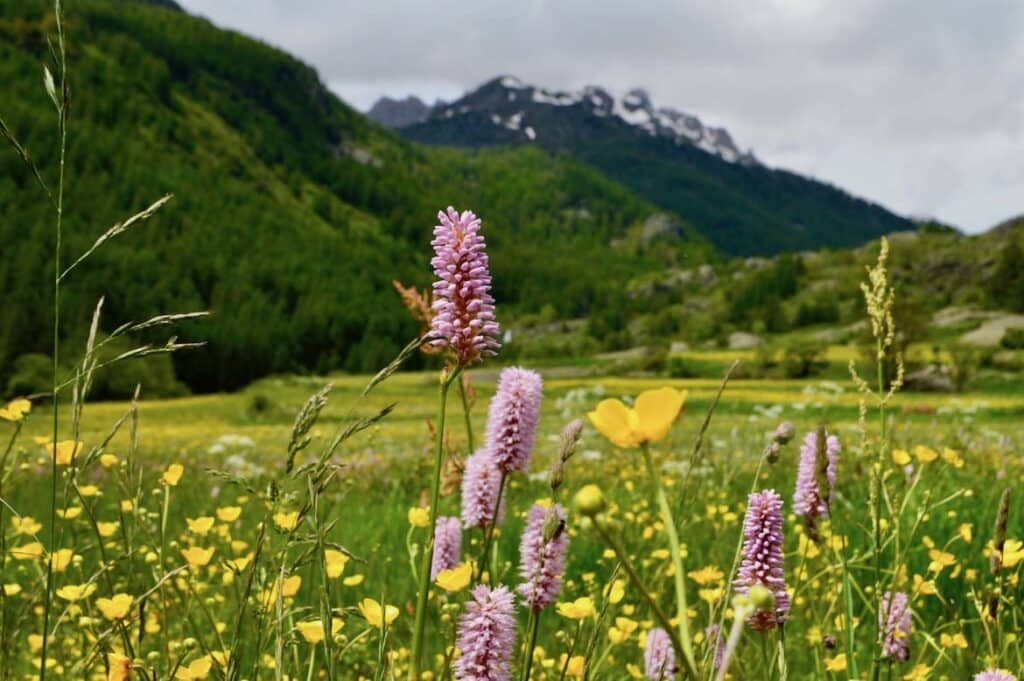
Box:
[734,489,790,631]
[974,670,1017,681]
[454,585,517,681]
[431,516,462,580]
[517,503,569,611]
[793,428,840,537]
[879,591,911,662]
[461,449,505,529]
[486,367,543,473]
[428,207,500,367]
[644,627,678,680]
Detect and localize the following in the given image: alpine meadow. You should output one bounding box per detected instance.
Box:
[1,2,1023,681]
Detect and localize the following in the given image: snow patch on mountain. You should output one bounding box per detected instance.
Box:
[424,77,757,166]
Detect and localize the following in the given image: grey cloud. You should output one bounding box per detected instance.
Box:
[180,0,1024,232]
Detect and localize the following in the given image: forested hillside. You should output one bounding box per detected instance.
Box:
[0,0,712,393]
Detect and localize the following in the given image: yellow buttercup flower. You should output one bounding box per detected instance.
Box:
[11,516,42,535]
[216,506,242,522]
[688,565,724,586]
[343,574,364,586]
[587,388,686,448]
[941,447,964,468]
[939,632,968,649]
[56,583,97,601]
[408,506,430,527]
[49,548,75,572]
[186,517,215,535]
[913,445,938,463]
[108,652,132,681]
[556,597,596,620]
[562,655,585,678]
[435,562,472,592]
[824,654,847,672]
[261,574,302,604]
[57,507,82,520]
[296,619,326,644]
[325,549,349,578]
[97,522,120,538]
[181,546,215,568]
[604,579,625,604]
[11,542,44,560]
[295,618,342,644]
[97,593,134,620]
[1000,539,1024,569]
[161,463,184,486]
[46,440,84,466]
[0,398,31,421]
[174,656,212,680]
[891,449,911,466]
[358,598,398,629]
[99,453,119,468]
[273,511,300,531]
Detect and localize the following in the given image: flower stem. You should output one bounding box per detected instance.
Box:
[40,10,67,677]
[409,368,459,681]
[519,608,541,681]
[592,519,684,667]
[458,376,474,453]
[476,472,507,583]
[641,443,698,678]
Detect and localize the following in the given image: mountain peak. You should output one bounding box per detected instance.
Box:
[366,95,430,128]
[378,75,758,166]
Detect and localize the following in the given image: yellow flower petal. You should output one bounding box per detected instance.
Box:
[97,593,134,621]
[358,598,398,628]
[435,562,473,592]
[588,399,641,448]
[633,388,686,443]
[161,463,184,487]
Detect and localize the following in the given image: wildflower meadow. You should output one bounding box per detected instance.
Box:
[1,5,1022,681]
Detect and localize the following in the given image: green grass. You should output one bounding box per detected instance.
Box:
[3,367,1023,678]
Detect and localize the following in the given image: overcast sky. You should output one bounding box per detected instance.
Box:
[180,0,1023,233]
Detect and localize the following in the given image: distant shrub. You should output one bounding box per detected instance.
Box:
[639,345,668,373]
[781,341,828,378]
[5,353,53,399]
[666,356,695,378]
[89,337,189,400]
[1001,327,1024,349]
[794,298,840,327]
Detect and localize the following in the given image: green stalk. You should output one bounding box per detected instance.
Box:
[458,376,474,452]
[557,621,584,681]
[476,473,507,582]
[409,368,459,681]
[40,5,67,677]
[592,519,685,669]
[641,443,698,678]
[519,609,541,681]
[870,337,885,681]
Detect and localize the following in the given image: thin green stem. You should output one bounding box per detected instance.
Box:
[641,443,698,678]
[519,609,541,681]
[458,376,474,453]
[592,519,685,668]
[870,337,885,681]
[557,621,583,681]
[476,473,507,583]
[40,5,67,677]
[409,368,459,681]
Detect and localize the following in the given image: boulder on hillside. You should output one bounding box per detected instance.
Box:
[728,332,764,349]
[903,365,955,393]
